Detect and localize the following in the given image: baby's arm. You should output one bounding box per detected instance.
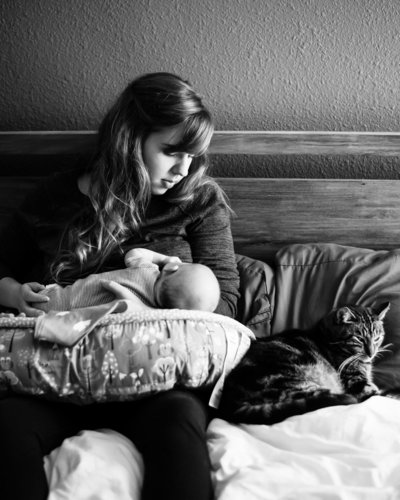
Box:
[99,279,153,311]
[124,248,181,270]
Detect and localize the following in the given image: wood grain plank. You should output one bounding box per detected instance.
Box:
[211,131,400,155]
[0,177,40,228]
[0,131,97,155]
[2,131,400,156]
[1,176,400,261]
[218,178,400,260]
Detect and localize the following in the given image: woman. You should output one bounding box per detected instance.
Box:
[0,72,240,500]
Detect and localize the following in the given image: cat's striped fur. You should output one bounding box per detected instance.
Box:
[219,303,390,424]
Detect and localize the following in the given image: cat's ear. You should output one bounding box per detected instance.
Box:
[374,301,390,321]
[336,307,356,324]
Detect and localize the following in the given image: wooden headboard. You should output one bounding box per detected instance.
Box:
[1,131,400,262]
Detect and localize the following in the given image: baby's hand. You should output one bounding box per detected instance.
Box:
[18,282,49,317]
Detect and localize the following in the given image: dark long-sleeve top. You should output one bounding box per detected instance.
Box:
[0,170,240,318]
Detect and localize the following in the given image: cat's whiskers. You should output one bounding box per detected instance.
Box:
[220,302,390,425]
[338,353,363,375]
[375,343,393,360]
[379,342,393,353]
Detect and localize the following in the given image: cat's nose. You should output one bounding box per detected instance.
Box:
[364,341,373,357]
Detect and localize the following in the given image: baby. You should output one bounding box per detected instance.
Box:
[35,248,221,313]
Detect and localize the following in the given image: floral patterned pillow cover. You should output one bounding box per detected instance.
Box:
[0,308,254,404]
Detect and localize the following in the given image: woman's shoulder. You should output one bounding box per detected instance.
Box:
[191,177,229,208]
[173,178,231,225]
[150,177,231,221]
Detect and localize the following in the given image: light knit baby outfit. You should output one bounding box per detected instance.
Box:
[37,259,160,312]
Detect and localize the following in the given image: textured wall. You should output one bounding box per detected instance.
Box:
[1,0,400,177]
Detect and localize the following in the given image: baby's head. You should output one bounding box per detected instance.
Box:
[154,262,220,312]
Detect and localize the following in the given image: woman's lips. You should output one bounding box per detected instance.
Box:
[161,178,179,188]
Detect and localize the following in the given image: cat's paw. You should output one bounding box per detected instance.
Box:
[356,383,381,401]
[382,388,400,400]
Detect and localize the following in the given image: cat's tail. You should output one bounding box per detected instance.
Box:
[223,390,358,425]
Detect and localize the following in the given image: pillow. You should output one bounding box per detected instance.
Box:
[271,243,400,391]
[235,254,274,337]
[0,308,254,404]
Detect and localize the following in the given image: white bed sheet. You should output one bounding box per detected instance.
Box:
[45,396,400,500]
[207,396,400,500]
[44,429,144,500]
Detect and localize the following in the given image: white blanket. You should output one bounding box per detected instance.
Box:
[44,429,144,500]
[45,397,400,500]
[207,396,400,500]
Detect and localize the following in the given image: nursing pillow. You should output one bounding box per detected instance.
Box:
[0,308,253,404]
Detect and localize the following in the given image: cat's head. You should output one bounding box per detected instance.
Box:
[318,302,390,367]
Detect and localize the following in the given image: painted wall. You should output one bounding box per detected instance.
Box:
[1,0,400,177]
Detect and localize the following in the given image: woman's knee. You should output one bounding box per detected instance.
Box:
[0,397,33,433]
[154,390,208,427]
[0,396,81,454]
[128,390,208,445]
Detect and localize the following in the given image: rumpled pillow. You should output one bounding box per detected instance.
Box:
[235,254,274,337]
[271,243,400,391]
[44,429,144,500]
[0,308,254,404]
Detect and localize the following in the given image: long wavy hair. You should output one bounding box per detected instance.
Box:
[50,72,217,283]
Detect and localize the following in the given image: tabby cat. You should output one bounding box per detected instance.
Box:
[219,302,390,425]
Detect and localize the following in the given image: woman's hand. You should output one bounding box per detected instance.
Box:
[125,248,181,271]
[161,259,181,272]
[15,282,49,317]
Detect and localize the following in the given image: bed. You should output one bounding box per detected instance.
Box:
[1,130,400,499]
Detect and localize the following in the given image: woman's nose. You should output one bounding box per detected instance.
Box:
[172,154,192,177]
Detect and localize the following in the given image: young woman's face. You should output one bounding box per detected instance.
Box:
[142,125,194,195]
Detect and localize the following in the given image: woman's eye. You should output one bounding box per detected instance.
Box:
[163,151,195,159]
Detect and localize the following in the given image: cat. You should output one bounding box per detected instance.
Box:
[219,302,391,425]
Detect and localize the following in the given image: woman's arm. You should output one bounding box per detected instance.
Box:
[187,187,240,318]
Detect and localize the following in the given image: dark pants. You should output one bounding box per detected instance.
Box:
[0,390,214,500]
